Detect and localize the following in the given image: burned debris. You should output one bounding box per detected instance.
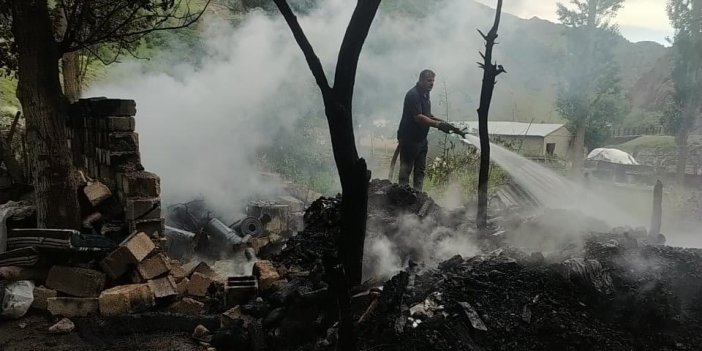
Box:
[5,152,702,351]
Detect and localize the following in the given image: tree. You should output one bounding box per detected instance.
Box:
[1,0,209,229]
[476,0,505,231]
[272,0,379,347]
[664,0,702,186]
[556,0,628,177]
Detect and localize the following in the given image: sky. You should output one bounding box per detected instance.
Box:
[475,0,674,45]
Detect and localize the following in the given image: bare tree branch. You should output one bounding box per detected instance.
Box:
[333,0,381,106]
[272,0,331,99]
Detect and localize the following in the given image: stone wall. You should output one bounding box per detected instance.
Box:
[67,98,163,241]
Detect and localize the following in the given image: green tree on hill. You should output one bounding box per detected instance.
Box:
[556,0,629,176]
[663,0,702,185]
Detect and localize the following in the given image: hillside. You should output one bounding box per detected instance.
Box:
[0,0,672,128]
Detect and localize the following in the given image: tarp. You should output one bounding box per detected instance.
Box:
[587,148,639,165]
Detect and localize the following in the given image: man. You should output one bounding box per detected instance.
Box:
[396,69,460,190]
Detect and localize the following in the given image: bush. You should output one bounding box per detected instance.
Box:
[424,138,510,199]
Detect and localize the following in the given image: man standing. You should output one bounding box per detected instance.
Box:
[396,69,459,190]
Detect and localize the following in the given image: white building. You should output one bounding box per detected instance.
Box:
[457,121,573,159]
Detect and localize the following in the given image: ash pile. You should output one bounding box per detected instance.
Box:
[245,180,702,350]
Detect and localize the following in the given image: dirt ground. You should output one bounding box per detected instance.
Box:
[0,312,203,351]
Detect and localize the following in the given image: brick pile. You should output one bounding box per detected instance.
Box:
[67,97,163,241]
[30,231,230,318]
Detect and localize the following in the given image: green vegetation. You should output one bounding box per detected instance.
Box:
[424,134,510,200]
[613,135,702,154]
[258,117,340,195]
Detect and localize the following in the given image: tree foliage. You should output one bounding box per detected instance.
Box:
[0,0,209,73]
[663,0,702,136]
[556,0,628,151]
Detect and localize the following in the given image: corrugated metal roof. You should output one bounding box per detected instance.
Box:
[456,121,567,137]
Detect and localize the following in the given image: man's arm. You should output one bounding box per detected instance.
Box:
[413,113,441,128]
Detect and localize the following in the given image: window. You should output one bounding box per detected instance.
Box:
[546,143,556,156]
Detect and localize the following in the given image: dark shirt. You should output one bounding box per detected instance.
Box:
[397,85,431,143]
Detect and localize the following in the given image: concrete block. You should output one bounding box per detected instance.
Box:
[187,272,212,297]
[106,116,136,131]
[184,261,216,278]
[167,297,204,315]
[169,262,187,283]
[108,132,139,152]
[120,231,155,262]
[31,286,57,310]
[45,266,106,297]
[253,260,280,291]
[117,171,160,198]
[107,151,141,171]
[100,246,139,280]
[137,253,171,280]
[47,297,99,317]
[148,276,178,299]
[83,180,112,207]
[99,284,155,316]
[76,98,136,117]
[176,277,190,295]
[125,197,161,221]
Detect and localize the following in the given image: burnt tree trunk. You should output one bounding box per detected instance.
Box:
[476,0,505,231]
[11,0,81,229]
[273,0,377,289]
[273,1,379,349]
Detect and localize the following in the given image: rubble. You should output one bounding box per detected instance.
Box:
[167,297,205,315]
[99,284,155,316]
[47,297,99,317]
[45,266,105,297]
[4,175,702,351]
[48,317,75,334]
[30,286,56,310]
[187,272,213,297]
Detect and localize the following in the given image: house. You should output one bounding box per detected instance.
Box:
[457,121,573,159]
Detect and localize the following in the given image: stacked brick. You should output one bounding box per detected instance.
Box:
[31,232,226,318]
[67,97,163,240]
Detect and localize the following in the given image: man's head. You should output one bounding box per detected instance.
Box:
[417,69,435,92]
